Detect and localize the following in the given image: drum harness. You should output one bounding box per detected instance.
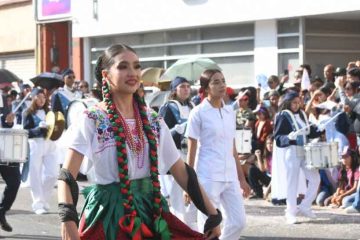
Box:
[159,100,193,153]
[282,110,310,147]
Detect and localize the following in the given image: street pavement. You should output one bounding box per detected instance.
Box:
[0,180,359,240]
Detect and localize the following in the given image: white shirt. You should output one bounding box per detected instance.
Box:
[186,100,238,182]
[67,106,180,184]
[59,86,80,102]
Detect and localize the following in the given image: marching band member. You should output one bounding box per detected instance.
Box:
[0,95,20,232]
[58,44,221,239]
[316,101,350,157]
[274,90,322,224]
[159,76,197,230]
[51,68,81,166]
[12,83,32,126]
[186,69,250,239]
[23,87,57,215]
[51,68,81,116]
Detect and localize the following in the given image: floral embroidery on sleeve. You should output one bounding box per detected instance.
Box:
[85,107,114,144]
[147,108,161,141]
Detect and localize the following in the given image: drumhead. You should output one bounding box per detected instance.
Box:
[0,129,28,136]
[0,129,28,164]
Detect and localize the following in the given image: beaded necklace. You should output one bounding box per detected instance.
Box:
[102,79,162,221]
[115,102,145,168]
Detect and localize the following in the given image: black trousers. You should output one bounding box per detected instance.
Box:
[248,164,271,198]
[0,163,21,214]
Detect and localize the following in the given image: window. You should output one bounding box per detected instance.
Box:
[90,23,255,86]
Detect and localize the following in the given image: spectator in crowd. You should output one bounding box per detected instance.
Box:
[78,80,90,97]
[236,92,256,130]
[325,147,359,208]
[248,134,273,199]
[345,171,360,213]
[224,87,236,105]
[254,106,273,152]
[323,64,335,83]
[347,62,357,70]
[90,82,102,101]
[316,168,338,207]
[266,90,280,121]
[347,67,360,83]
[309,77,325,97]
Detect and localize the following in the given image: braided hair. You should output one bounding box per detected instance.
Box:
[95,44,162,220]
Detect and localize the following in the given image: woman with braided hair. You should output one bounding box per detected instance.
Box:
[58,44,221,240]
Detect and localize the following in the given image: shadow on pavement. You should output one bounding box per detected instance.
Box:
[0,235,60,240]
[241,237,354,240]
[245,205,285,217]
[8,209,33,215]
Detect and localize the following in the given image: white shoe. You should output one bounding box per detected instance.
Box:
[345,206,360,214]
[298,208,316,219]
[43,203,50,211]
[285,213,297,224]
[34,208,47,215]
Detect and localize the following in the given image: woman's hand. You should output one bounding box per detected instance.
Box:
[183,192,191,206]
[5,113,15,123]
[61,221,80,240]
[254,149,261,159]
[240,180,251,198]
[205,224,221,240]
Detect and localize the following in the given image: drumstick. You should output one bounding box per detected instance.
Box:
[296,111,343,134]
[12,92,32,114]
[317,111,343,128]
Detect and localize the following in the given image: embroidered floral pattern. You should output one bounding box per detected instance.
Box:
[148,109,161,141]
[85,106,161,147]
[85,107,114,144]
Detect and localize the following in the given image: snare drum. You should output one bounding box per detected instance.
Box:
[0,129,28,164]
[66,98,98,127]
[235,129,252,154]
[304,142,339,169]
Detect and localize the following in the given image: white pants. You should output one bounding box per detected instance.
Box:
[197,178,246,240]
[28,138,58,211]
[284,146,320,216]
[166,175,198,231]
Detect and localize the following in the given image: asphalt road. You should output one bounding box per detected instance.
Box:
[0,181,359,239]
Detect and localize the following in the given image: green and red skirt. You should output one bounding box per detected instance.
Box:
[78,178,205,240]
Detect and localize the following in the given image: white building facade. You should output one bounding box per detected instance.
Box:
[72,0,360,87]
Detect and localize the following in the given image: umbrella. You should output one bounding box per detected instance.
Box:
[145,91,170,111]
[161,57,221,82]
[30,72,64,90]
[0,69,21,83]
[141,67,165,85]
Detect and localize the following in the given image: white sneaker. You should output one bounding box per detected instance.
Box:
[345,206,360,214]
[285,213,297,224]
[34,208,47,215]
[298,208,316,219]
[43,203,50,211]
